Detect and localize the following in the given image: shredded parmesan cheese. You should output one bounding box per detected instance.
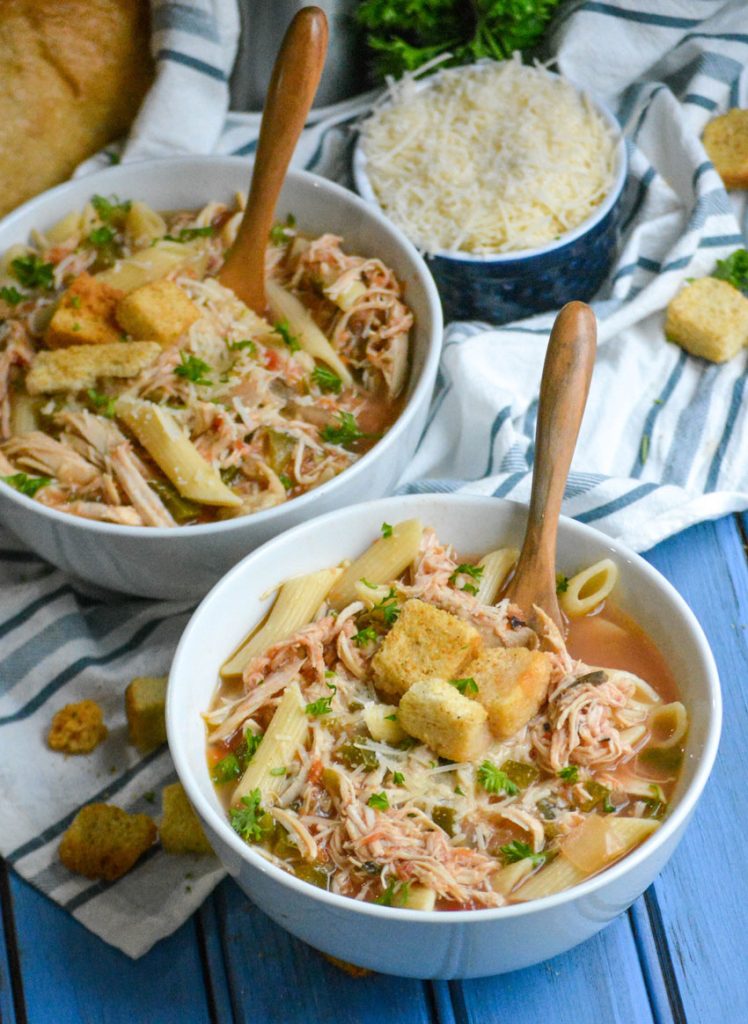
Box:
[360,57,618,256]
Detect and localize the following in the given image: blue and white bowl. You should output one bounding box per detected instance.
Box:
[353,74,628,324]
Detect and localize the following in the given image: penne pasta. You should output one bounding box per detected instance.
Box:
[364,703,407,744]
[266,279,353,387]
[221,567,342,678]
[327,518,423,611]
[491,858,536,896]
[10,394,39,435]
[560,558,619,618]
[45,210,82,245]
[125,201,167,247]
[401,885,437,911]
[232,683,308,804]
[97,239,209,293]
[116,397,241,508]
[476,547,519,604]
[648,701,688,748]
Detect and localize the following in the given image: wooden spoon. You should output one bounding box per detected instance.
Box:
[506,301,597,630]
[218,6,329,313]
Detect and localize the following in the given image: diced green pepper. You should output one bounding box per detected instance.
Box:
[336,742,380,772]
[432,805,457,836]
[500,759,540,789]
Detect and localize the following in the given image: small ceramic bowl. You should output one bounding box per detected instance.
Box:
[168,493,721,979]
[353,73,628,324]
[0,157,442,599]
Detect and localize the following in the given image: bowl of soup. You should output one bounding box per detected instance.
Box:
[167,493,720,978]
[0,157,442,598]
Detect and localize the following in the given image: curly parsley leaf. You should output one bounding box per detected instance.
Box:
[353,625,378,647]
[477,761,519,796]
[273,319,301,353]
[0,285,24,305]
[2,472,52,498]
[375,878,410,905]
[713,247,748,292]
[320,411,367,447]
[88,225,116,248]
[367,791,390,811]
[91,194,131,224]
[86,389,116,418]
[11,255,54,291]
[449,563,484,596]
[499,840,546,866]
[312,364,342,394]
[229,790,266,842]
[558,765,579,783]
[174,352,213,386]
[381,521,393,538]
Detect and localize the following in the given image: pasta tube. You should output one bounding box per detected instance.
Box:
[402,885,436,911]
[475,547,518,604]
[491,858,536,896]
[232,683,308,804]
[648,702,688,748]
[220,567,342,678]
[116,397,241,507]
[327,518,423,611]
[97,240,208,293]
[125,201,167,246]
[560,558,619,618]
[364,703,407,744]
[266,280,353,387]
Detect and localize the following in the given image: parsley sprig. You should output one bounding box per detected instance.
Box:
[713,248,748,292]
[164,226,215,243]
[449,563,484,596]
[0,285,24,305]
[269,213,296,246]
[320,411,373,447]
[499,840,546,866]
[2,472,51,498]
[91,194,131,224]
[477,761,519,796]
[174,352,213,386]
[229,790,266,842]
[86,389,116,419]
[274,319,301,353]
[558,765,579,783]
[312,364,342,394]
[11,255,54,291]
[306,681,337,717]
[375,879,410,906]
[367,791,390,811]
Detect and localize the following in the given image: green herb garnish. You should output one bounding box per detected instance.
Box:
[373,587,400,626]
[227,338,257,355]
[91,194,131,223]
[312,364,343,394]
[556,573,569,594]
[558,765,579,782]
[229,790,266,842]
[448,677,478,695]
[269,766,287,777]
[381,522,393,538]
[499,840,546,866]
[353,625,378,647]
[11,255,54,291]
[320,411,367,447]
[269,213,296,246]
[279,473,293,490]
[86,388,116,418]
[88,225,115,247]
[375,879,410,906]
[306,689,334,716]
[367,791,390,811]
[174,352,213,386]
[0,285,24,305]
[2,472,51,498]
[212,753,242,784]
[477,761,519,796]
[392,771,405,785]
[449,563,483,596]
[274,319,301,353]
[712,248,748,292]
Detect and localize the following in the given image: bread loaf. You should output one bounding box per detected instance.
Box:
[0,0,153,217]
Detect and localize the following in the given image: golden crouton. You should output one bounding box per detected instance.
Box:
[160,782,212,855]
[116,280,200,345]
[26,340,161,395]
[371,600,482,699]
[59,803,157,881]
[45,273,124,349]
[47,700,108,754]
[125,675,167,752]
[398,678,491,762]
[664,276,748,362]
[471,647,551,740]
[703,108,748,189]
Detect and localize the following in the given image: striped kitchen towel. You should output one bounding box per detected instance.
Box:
[2,0,748,957]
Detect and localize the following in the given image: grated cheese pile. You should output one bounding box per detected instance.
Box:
[360,57,617,256]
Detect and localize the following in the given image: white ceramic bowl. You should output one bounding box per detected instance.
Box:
[168,494,721,979]
[0,158,442,599]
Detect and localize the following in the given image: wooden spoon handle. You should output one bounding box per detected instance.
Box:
[218,6,328,312]
[508,301,597,628]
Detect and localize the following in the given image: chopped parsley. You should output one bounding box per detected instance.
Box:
[274,319,301,353]
[558,765,579,783]
[306,683,336,717]
[174,352,213,386]
[353,625,378,647]
[367,791,390,811]
[165,226,215,243]
[556,573,569,594]
[269,766,287,777]
[477,761,519,796]
[229,790,266,842]
[448,677,478,695]
[312,364,342,394]
[392,771,405,785]
[0,285,24,305]
[380,522,393,538]
[713,247,748,292]
[91,194,131,223]
[375,879,410,906]
[269,213,296,246]
[86,388,116,418]
[279,473,293,490]
[2,472,51,498]
[320,411,367,447]
[227,338,257,355]
[212,753,242,784]
[88,225,115,247]
[11,255,54,291]
[499,840,546,866]
[373,587,400,626]
[449,563,483,596]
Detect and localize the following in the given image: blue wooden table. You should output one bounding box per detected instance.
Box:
[2,515,747,1023]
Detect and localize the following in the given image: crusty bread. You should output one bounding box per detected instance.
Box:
[59,803,157,881]
[160,783,213,855]
[398,678,491,762]
[470,647,552,740]
[703,109,748,189]
[125,675,168,752]
[665,277,748,363]
[116,280,201,345]
[45,273,125,349]
[47,699,107,754]
[0,1,153,217]
[26,340,160,394]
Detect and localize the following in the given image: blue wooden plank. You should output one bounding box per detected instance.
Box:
[213,879,434,1024]
[451,915,655,1024]
[9,869,213,1024]
[0,864,20,1024]
[640,517,748,1023]
[196,884,236,1024]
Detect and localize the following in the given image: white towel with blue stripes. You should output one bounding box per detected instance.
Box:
[1,0,747,957]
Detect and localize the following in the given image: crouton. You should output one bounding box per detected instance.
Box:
[665,277,748,363]
[160,782,212,855]
[371,600,482,699]
[47,699,108,754]
[44,273,124,349]
[25,341,161,395]
[125,675,167,752]
[115,280,200,345]
[59,803,157,881]
[470,647,552,740]
[703,108,748,189]
[397,678,491,762]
